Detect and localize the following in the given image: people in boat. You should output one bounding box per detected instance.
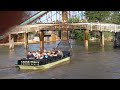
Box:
[42,49,48,58]
[35,51,39,59]
[39,52,44,59]
[43,49,47,53]
[36,51,44,59]
[32,51,37,59]
[26,47,69,60]
[27,51,35,59]
[51,49,57,56]
[57,49,63,58]
[43,52,49,58]
[47,50,53,57]
[52,48,55,51]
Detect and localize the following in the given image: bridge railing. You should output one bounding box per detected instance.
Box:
[9,23,120,35]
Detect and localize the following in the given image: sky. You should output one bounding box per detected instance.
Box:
[26,11,85,23]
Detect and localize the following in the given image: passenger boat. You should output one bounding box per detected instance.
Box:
[16,51,71,70]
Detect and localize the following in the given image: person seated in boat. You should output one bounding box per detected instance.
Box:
[43,49,47,55]
[39,52,44,59]
[52,48,55,51]
[51,50,58,61]
[47,50,53,57]
[57,49,63,58]
[32,51,37,59]
[27,51,35,59]
[42,49,49,59]
[43,53,49,59]
[51,50,57,56]
[36,52,44,59]
[35,51,40,59]
[43,48,47,53]
[53,51,58,56]
[52,48,58,53]
[45,50,56,62]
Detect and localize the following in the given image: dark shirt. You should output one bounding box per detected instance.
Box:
[27,54,35,59]
[55,51,58,54]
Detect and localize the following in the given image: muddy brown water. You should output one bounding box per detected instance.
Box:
[0,40,120,79]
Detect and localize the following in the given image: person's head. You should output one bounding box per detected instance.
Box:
[37,51,40,54]
[58,49,61,53]
[28,51,31,55]
[47,50,51,54]
[40,51,43,54]
[44,53,47,55]
[47,52,50,56]
[48,50,51,53]
[52,50,55,53]
[52,48,55,51]
[32,51,36,54]
[43,49,47,53]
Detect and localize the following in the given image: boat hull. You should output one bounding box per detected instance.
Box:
[17,57,70,70]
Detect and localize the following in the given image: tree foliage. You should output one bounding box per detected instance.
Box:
[68,17,80,23]
[72,30,84,40]
[108,11,120,24]
[85,11,110,22]
[84,11,120,24]
[68,17,91,40]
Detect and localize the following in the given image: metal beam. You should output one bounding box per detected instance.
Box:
[20,11,48,25]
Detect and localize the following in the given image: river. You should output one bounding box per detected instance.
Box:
[0,40,120,79]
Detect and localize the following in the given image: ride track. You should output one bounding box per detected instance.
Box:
[0,11,49,40]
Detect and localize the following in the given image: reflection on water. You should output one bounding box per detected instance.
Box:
[0,40,120,79]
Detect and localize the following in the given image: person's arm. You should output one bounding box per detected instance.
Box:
[27,55,30,59]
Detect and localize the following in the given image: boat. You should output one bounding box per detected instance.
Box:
[16,51,71,70]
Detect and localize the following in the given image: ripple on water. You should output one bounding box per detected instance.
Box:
[0,41,120,79]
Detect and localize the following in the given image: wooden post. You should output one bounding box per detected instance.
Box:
[38,30,44,51]
[113,32,117,48]
[9,34,11,49]
[61,11,68,41]
[24,32,28,49]
[9,34,12,49]
[9,34,14,49]
[51,31,56,42]
[84,29,89,48]
[100,31,104,46]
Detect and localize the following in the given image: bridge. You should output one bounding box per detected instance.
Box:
[10,23,120,34]
[1,11,120,50]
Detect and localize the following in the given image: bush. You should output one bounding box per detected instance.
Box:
[72,30,91,41]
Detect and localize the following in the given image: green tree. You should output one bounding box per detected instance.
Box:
[68,17,91,40]
[108,11,120,24]
[72,30,85,40]
[68,17,79,23]
[84,11,120,41]
[85,11,110,22]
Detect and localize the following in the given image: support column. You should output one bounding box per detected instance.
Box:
[61,11,68,41]
[84,29,89,49]
[51,31,57,42]
[9,34,14,49]
[38,30,44,51]
[113,32,117,48]
[100,31,104,46]
[24,32,28,49]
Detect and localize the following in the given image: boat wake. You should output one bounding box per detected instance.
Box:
[0,66,40,79]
